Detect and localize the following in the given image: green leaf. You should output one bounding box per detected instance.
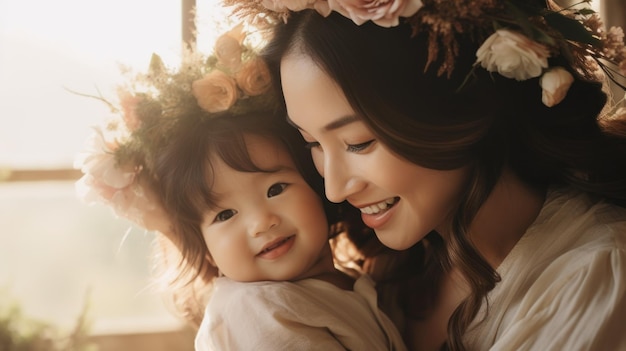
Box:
[575,8,596,16]
[544,12,601,47]
[503,1,536,37]
[149,53,165,75]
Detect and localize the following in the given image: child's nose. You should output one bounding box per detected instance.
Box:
[248,209,280,237]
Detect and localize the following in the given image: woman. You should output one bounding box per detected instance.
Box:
[251,2,626,350]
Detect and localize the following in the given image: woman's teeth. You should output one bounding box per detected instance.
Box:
[359,198,397,214]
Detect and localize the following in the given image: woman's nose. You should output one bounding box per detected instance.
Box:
[322,155,366,203]
[248,208,280,237]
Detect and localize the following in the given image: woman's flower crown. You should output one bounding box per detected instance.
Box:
[226,0,626,108]
[74,24,277,233]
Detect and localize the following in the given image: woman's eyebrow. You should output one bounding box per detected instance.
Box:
[286,114,360,132]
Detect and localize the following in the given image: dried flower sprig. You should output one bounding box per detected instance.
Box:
[226,0,625,108]
[75,24,278,233]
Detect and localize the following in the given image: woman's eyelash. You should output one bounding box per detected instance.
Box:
[304,141,320,149]
[346,140,374,152]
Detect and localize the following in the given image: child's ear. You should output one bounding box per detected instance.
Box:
[204,253,224,277]
[205,253,217,267]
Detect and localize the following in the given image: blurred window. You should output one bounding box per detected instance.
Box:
[0,0,188,334]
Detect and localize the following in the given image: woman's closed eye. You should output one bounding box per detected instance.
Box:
[214,209,237,223]
[267,183,288,198]
[304,141,320,150]
[346,140,375,153]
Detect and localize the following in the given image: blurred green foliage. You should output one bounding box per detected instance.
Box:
[0,288,96,351]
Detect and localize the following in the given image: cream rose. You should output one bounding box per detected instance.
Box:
[328,0,423,27]
[192,70,239,113]
[476,29,550,81]
[540,67,574,107]
[261,0,332,16]
[235,58,272,96]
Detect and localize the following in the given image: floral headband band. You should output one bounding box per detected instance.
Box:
[74,24,275,234]
[226,0,626,108]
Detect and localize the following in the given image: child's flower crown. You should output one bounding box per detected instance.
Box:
[227,0,626,108]
[74,24,278,234]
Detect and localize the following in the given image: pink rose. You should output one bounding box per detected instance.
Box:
[75,127,135,213]
[540,67,574,107]
[235,58,272,96]
[328,0,423,27]
[476,29,550,81]
[192,70,239,113]
[75,127,172,234]
[117,89,142,132]
[75,128,135,202]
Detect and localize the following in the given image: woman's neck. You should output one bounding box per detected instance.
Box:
[469,168,546,268]
[407,170,546,351]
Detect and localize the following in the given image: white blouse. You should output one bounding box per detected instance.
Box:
[195,274,407,351]
[464,188,626,350]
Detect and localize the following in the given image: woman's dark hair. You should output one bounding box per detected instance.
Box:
[262,9,626,350]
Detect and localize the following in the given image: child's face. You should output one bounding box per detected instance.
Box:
[201,134,332,282]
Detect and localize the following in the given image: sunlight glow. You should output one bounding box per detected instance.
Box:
[0,0,182,168]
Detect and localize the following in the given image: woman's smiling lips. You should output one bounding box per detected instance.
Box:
[256,235,295,260]
[355,197,399,229]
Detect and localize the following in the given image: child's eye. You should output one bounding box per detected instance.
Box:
[267,183,288,198]
[346,140,375,153]
[214,209,236,222]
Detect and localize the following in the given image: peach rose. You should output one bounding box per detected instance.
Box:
[235,58,272,96]
[214,33,243,71]
[476,29,550,81]
[192,70,239,113]
[328,0,423,27]
[540,67,574,107]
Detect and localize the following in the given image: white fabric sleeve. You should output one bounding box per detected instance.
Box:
[195,281,348,351]
[489,247,626,351]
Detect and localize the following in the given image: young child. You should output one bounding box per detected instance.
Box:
[74,25,406,351]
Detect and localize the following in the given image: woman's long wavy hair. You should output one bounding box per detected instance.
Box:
[262,9,626,350]
[146,111,354,326]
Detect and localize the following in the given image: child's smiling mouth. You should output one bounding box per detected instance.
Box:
[257,235,296,259]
